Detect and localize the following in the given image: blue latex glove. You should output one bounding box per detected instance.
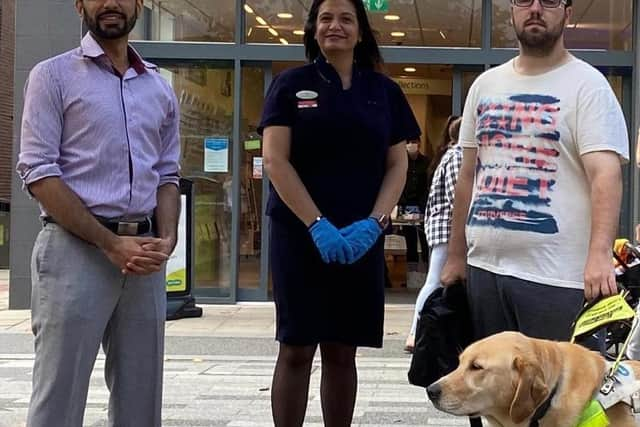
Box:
[339,218,382,263]
[309,218,355,264]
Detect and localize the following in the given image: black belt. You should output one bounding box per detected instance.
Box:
[43,216,154,236]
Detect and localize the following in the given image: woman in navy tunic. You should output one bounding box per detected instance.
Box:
[258,0,420,425]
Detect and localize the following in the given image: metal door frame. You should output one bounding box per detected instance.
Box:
[237,62,273,301]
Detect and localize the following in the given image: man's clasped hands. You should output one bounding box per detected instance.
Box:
[104,235,176,276]
[309,217,381,264]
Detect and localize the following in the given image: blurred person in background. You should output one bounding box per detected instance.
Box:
[405,116,462,352]
[398,137,431,287]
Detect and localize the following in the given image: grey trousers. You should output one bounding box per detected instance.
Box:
[27,223,166,427]
[466,265,585,342]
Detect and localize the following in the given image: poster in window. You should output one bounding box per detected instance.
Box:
[204,137,229,172]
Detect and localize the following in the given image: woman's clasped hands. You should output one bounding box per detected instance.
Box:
[309,217,381,264]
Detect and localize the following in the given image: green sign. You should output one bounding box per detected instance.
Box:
[244,139,261,150]
[363,0,388,12]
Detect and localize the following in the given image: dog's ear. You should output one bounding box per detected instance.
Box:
[509,356,549,424]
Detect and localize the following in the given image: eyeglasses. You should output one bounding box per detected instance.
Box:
[511,0,567,8]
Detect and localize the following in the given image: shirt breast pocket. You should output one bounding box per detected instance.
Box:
[293,100,331,140]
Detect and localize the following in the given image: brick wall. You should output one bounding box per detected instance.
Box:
[0,0,14,202]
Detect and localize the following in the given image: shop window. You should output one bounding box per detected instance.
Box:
[244,0,308,45]
[245,0,482,47]
[372,0,482,47]
[492,0,633,51]
[132,0,235,42]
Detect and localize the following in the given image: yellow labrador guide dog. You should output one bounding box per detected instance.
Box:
[427,294,640,427]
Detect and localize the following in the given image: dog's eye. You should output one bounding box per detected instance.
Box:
[470,362,483,370]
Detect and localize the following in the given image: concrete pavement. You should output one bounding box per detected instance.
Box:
[0,270,9,311]
[0,271,467,426]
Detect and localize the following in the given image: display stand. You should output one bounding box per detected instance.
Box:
[166,178,203,321]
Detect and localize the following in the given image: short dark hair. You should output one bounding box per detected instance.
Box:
[565,0,572,6]
[303,0,382,71]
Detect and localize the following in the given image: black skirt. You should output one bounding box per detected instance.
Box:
[269,218,385,348]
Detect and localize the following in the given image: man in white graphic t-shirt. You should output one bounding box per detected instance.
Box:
[440,0,629,346]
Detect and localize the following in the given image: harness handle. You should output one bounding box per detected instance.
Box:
[608,312,638,379]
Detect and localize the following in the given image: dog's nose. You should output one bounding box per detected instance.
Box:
[426,383,441,402]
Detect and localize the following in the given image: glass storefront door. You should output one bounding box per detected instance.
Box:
[158,61,236,300]
[238,64,270,300]
[385,63,453,156]
[156,61,272,302]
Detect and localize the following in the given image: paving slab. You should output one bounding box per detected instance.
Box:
[0,353,470,427]
[0,271,472,426]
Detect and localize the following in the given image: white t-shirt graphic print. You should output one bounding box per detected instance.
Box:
[460,57,629,289]
[472,93,561,234]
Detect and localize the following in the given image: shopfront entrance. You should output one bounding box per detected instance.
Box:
[153,61,272,303]
[8,0,638,310]
[130,0,635,304]
[169,62,632,303]
[153,58,633,303]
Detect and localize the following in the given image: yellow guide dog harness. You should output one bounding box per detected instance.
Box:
[570,294,640,427]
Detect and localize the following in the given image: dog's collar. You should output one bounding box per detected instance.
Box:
[529,385,559,427]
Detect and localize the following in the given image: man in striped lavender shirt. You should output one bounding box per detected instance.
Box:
[16,0,180,426]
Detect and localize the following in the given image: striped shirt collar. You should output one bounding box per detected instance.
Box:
[80,32,155,75]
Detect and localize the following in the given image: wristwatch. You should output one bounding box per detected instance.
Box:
[370,213,389,230]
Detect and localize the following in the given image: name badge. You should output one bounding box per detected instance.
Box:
[296,90,318,100]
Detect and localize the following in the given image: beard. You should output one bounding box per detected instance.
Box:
[83,6,138,40]
[515,14,566,56]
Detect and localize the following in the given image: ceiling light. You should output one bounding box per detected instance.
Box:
[391,31,406,37]
[256,16,267,26]
[243,4,254,14]
[247,27,253,37]
[384,15,400,21]
[277,12,293,19]
[439,30,446,39]
[279,38,289,45]
[268,27,279,36]
[293,29,305,36]
[404,67,416,73]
